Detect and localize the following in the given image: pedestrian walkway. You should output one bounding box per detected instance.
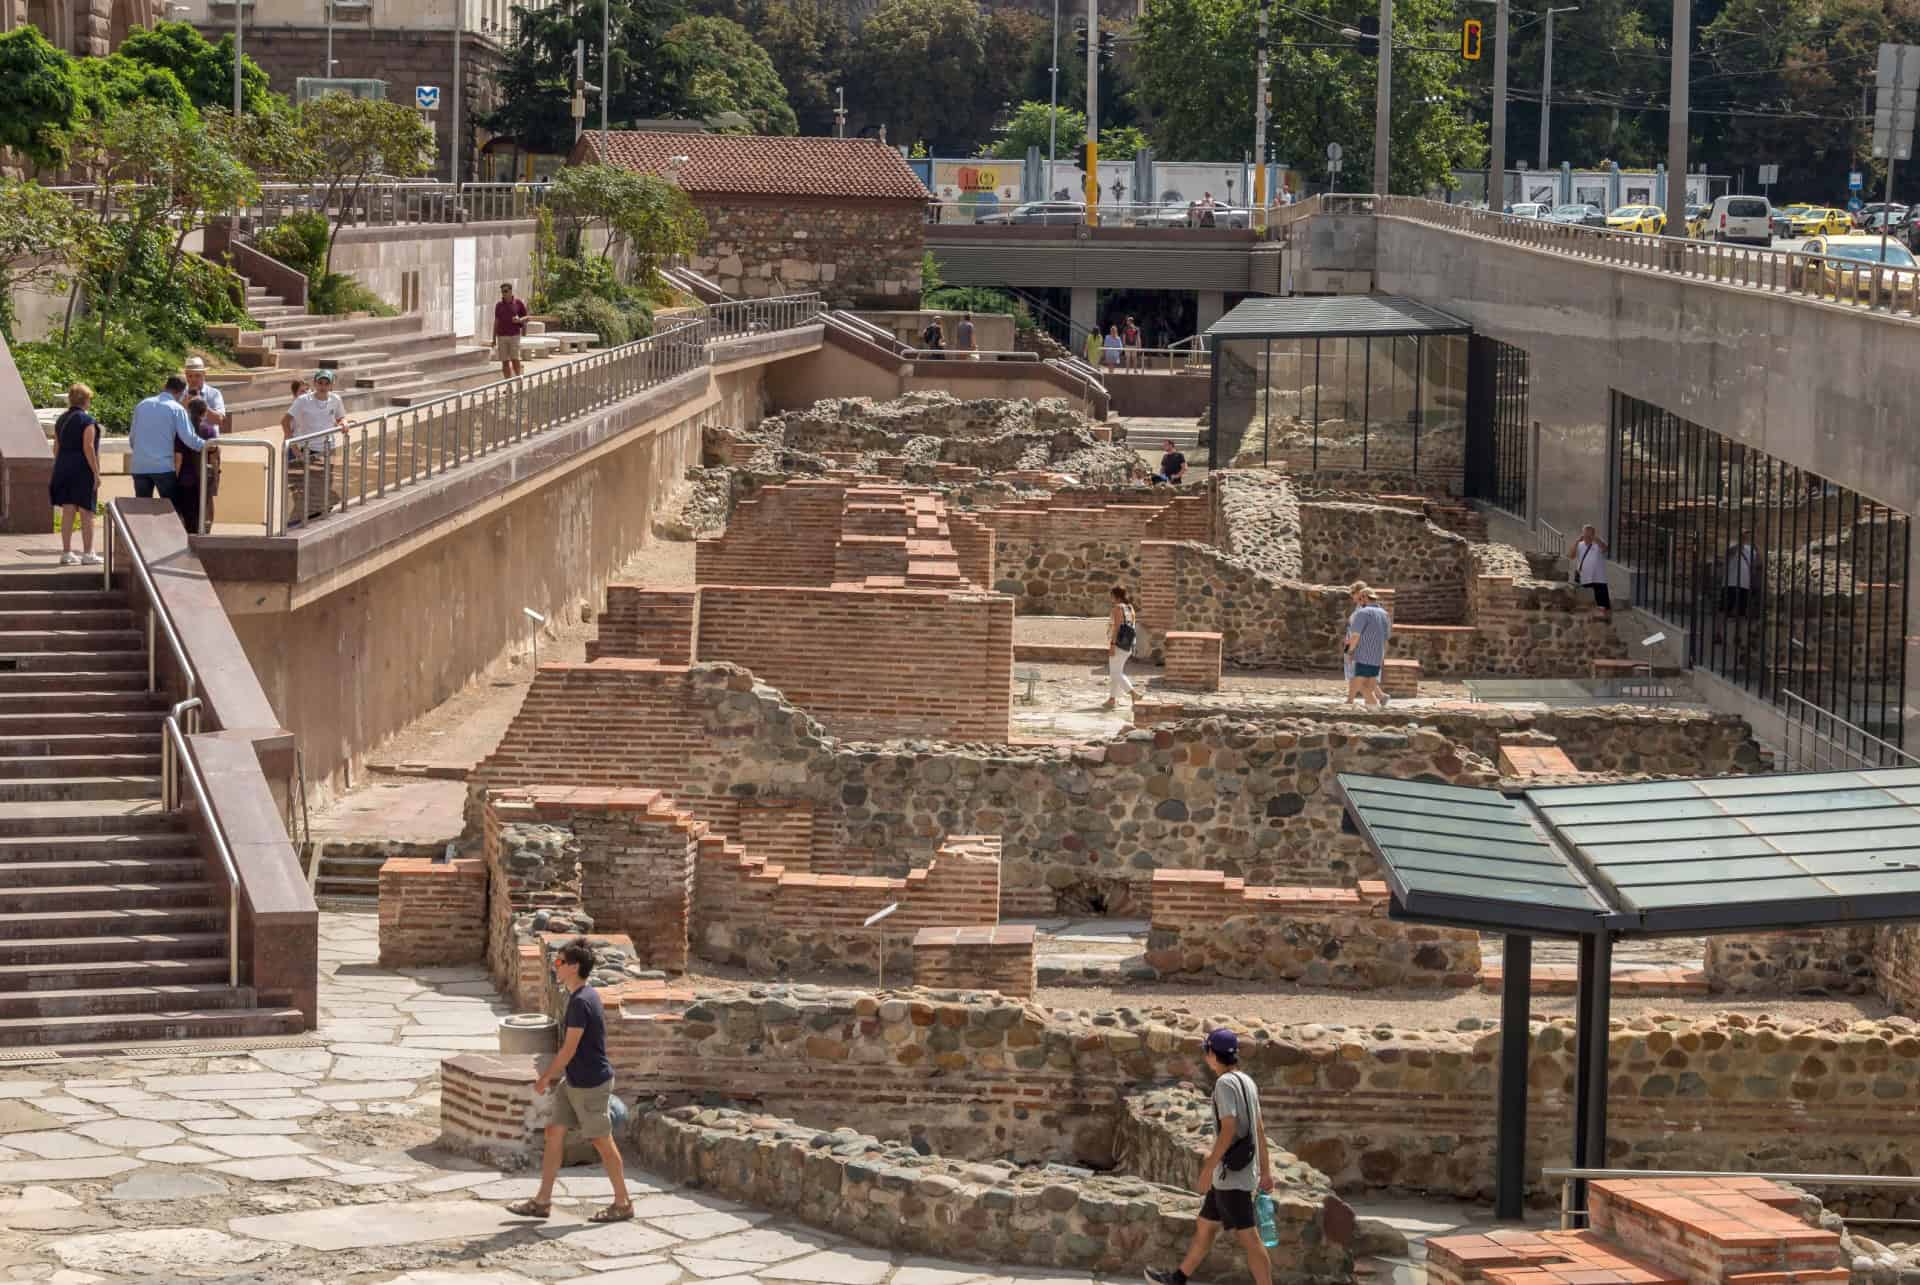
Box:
[0,906,1153,1283]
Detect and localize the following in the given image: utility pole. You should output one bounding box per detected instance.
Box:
[1489,0,1507,206]
[1372,0,1391,193]
[451,0,463,188]
[1254,0,1269,212]
[600,0,609,136]
[1538,7,1555,171]
[834,87,847,138]
[572,39,586,142]
[232,0,243,118]
[1663,0,1689,236]
[1084,0,1098,224]
[326,0,334,81]
[1048,0,1060,171]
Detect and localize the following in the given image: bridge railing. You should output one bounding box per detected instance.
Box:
[925,200,1259,230]
[1376,195,1920,321]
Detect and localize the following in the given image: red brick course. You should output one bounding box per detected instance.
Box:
[1498,744,1580,777]
[1162,631,1222,691]
[378,857,487,969]
[912,924,1037,997]
[1381,658,1421,696]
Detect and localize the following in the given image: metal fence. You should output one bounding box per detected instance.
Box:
[1610,390,1912,748]
[270,294,821,535]
[925,200,1262,230]
[1777,691,1919,772]
[1377,195,1920,322]
[1489,338,1529,517]
[46,180,553,231]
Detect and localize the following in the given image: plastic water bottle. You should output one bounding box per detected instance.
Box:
[1256,1191,1280,1249]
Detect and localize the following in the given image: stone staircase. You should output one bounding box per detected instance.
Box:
[0,564,305,1049]
[225,283,500,429]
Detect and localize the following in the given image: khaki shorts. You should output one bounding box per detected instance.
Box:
[549,1077,613,1138]
[494,334,523,362]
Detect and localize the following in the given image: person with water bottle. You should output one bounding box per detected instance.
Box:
[1144,1028,1277,1285]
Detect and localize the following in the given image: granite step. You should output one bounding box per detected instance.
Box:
[0,1003,303,1048]
[0,831,199,862]
[0,799,178,837]
[0,628,144,654]
[0,753,162,780]
[0,651,147,675]
[0,880,221,914]
[0,855,205,887]
[0,904,224,940]
[0,982,259,1021]
[0,774,161,803]
[0,929,226,967]
[0,954,229,992]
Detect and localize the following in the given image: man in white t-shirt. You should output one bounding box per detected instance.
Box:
[1571,524,1611,617]
[1716,533,1761,641]
[282,370,348,522]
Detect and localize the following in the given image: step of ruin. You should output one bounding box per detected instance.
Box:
[1477,964,1709,996]
[0,1002,304,1048]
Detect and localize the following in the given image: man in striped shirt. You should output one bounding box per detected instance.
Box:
[1343,582,1393,707]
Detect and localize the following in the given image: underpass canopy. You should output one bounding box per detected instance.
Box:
[1204,294,1471,340]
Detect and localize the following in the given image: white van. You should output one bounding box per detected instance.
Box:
[1709,195,1773,246]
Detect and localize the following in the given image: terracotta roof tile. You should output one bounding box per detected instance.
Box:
[575,131,931,202]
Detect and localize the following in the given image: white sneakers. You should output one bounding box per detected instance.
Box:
[57,553,102,566]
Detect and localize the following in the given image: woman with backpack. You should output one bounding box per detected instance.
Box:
[1105,585,1138,711]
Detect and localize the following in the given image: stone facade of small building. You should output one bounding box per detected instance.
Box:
[687,196,923,307]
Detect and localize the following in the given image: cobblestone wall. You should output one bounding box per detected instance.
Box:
[1703,928,1879,995]
[633,1105,1352,1284]
[468,661,1502,915]
[689,197,923,307]
[1298,502,1473,624]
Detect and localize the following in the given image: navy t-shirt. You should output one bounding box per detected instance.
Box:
[562,985,613,1088]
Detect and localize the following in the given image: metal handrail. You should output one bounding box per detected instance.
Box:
[204,437,283,537]
[162,696,203,809]
[1543,1166,1920,1229]
[827,311,906,350]
[161,701,242,989]
[1054,354,1108,391]
[102,502,197,704]
[905,347,1040,361]
[1779,690,1919,772]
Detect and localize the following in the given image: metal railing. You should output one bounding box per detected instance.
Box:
[101,503,198,707]
[926,200,1262,230]
[161,699,241,988]
[904,347,1040,362]
[270,293,822,533]
[825,311,909,354]
[1376,195,1920,321]
[241,181,551,233]
[1543,1167,1920,1229]
[1089,345,1212,373]
[1536,518,1567,556]
[1779,690,1919,772]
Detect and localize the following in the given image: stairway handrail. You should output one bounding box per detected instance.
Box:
[162,697,241,988]
[103,501,198,709]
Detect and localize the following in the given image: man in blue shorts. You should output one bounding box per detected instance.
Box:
[1343,582,1392,707]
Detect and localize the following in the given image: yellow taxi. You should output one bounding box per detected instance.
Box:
[1685,204,1710,237]
[1606,205,1666,234]
[1798,234,1919,305]
[1790,207,1851,237]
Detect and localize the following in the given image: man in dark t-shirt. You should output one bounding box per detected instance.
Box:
[1154,439,1187,485]
[494,283,529,379]
[506,937,632,1223]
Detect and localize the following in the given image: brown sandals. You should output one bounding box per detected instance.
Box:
[590,1203,634,1222]
[505,1198,551,1218]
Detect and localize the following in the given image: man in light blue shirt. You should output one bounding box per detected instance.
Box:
[1343,581,1393,707]
[128,377,206,502]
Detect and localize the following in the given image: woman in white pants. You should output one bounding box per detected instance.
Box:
[1105,585,1138,710]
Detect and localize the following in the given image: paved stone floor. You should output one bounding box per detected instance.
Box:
[0,910,1195,1284]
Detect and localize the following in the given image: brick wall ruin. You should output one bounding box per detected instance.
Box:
[689,196,923,307]
[974,493,1212,615]
[467,660,1503,914]
[1298,501,1474,624]
[1145,871,1481,987]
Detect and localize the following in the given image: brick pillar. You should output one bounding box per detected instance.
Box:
[1162,631,1223,690]
[378,858,487,968]
[1137,541,1179,660]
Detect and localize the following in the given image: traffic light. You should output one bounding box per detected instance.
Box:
[1098,29,1117,62]
[1355,14,1380,56]
[1461,18,1483,60]
[1073,20,1088,59]
[1072,141,1092,174]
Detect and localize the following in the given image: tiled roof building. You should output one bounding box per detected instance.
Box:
[570,131,929,307]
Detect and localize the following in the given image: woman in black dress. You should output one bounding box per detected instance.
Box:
[173,397,219,533]
[48,383,100,565]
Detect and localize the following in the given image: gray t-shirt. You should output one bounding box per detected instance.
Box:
[1211,1070,1261,1191]
[1348,603,1392,667]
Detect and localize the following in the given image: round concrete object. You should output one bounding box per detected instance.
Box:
[498,1013,558,1056]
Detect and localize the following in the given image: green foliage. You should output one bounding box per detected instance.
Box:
[484,0,691,156]
[308,273,396,317]
[1099,126,1148,160]
[0,180,93,341]
[1132,0,1480,194]
[0,27,83,169]
[853,0,1000,154]
[986,101,1086,159]
[255,211,330,283]
[14,327,181,435]
[663,15,798,134]
[115,21,272,113]
[73,53,197,123]
[548,163,705,288]
[549,293,654,347]
[923,285,1031,334]
[687,0,850,135]
[919,251,944,301]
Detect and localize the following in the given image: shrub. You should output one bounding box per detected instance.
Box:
[551,294,630,347]
[254,210,328,282]
[16,325,184,433]
[308,272,395,317]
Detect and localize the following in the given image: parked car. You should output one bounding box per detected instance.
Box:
[1788,206,1851,238]
[1607,205,1667,234]
[1798,234,1920,305]
[1863,207,1912,233]
[1770,204,1815,238]
[1855,202,1907,228]
[976,200,1086,226]
[1685,203,1711,237]
[1708,194,1773,246]
[1506,202,1548,218]
[1545,203,1606,226]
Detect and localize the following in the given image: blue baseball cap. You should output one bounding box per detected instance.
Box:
[1204,1028,1239,1063]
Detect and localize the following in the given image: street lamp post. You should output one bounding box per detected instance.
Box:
[1253,0,1269,212]
[1048,0,1060,171]
[600,0,609,137]
[451,0,463,189]
[1372,0,1391,193]
[1083,0,1098,224]
[233,0,244,118]
[1537,7,1579,171]
[1662,0,1689,237]
[1489,0,1507,206]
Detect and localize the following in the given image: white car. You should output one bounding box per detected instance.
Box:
[1708,194,1772,246]
[1506,202,1548,218]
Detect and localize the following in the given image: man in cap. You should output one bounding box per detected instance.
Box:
[495,282,529,378]
[1343,582,1392,707]
[282,370,348,522]
[182,356,225,430]
[1145,1028,1275,1285]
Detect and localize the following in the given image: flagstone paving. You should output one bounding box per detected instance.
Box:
[0,909,1146,1284]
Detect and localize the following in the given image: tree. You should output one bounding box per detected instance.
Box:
[684,0,852,136]
[0,27,84,171]
[548,162,705,287]
[116,20,273,114]
[484,0,689,157]
[662,15,798,134]
[287,95,436,275]
[986,100,1086,158]
[1100,125,1148,160]
[0,180,93,340]
[852,0,998,154]
[59,99,193,339]
[72,53,197,123]
[1132,0,1481,194]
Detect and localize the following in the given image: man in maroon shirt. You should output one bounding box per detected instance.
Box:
[494,282,529,378]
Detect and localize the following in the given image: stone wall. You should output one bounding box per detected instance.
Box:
[578,983,1920,1203]
[975,495,1212,616]
[632,1105,1351,1284]
[1145,871,1481,987]
[1298,502,1473,624]
[1703,928,1879,995]
[1877,925,1920,1014]
[592,582,1016,742]
[1128,698,1770,778]
[1212,470,1303,578]
[468,660,1504,914]
[690,196,923,307]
